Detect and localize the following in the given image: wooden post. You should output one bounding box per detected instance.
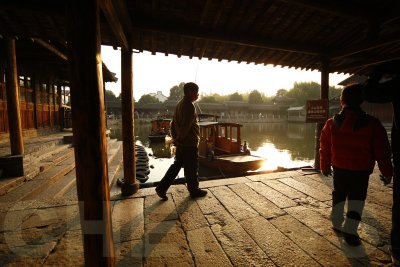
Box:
[120,48,139,196]
[33,75,38,129]
[4,38,23,155]
[47,78,52,128]
[103,79,108,129]
[63,85,66,105]
[67,1,115,266]
[314,59,330,170]
[57,81,62,128]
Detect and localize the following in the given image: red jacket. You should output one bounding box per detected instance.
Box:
[320,108,393,178]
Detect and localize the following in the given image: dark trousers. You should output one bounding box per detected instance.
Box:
[331,167,370,235]
[157,146,199,193]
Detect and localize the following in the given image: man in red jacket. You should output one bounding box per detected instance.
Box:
[320,84,393,246]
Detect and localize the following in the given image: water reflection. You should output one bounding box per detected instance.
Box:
[109,121,316,181]
[148,141,172,158]
[240,123,316,171]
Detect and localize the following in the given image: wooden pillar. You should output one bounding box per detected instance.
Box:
[314,58,330,170]
[47,77,53,128]
[33,75,39,129]
[52,82,57,127]
[4,38,23,155]
[57,82,62,129]
[67,1,115,266]
[63,85,66,105]
[120,48,139,196]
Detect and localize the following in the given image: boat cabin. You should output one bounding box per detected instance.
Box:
[150,117,171,135]
[198,121,244,158]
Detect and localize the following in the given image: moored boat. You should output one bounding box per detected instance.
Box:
[197,114,266,174]
[148,116,171,142]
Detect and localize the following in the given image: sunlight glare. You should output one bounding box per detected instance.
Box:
[252,143,313,171]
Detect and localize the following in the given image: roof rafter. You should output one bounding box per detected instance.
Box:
[100,0,128,50]
[133,21,323,55]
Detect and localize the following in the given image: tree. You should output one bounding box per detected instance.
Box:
[138,94,160,104]
[199,95,217,103]
[248,90,263,104]
[276,89,288,97]
[168,82,185,100]
[286,82,320,105]
[329,85,342,99]
[105,89,118,102]
[228,92,243,101]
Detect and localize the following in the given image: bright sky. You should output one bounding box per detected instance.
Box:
[101,45,350,100]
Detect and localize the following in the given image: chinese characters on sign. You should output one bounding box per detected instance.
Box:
[306,99,328,123]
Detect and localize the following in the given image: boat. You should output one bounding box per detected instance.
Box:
[148,116,171,142]
[197,114,266,174]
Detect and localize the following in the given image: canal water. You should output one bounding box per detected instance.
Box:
[109,121,316,184]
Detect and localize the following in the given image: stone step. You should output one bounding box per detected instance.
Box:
[23,143,73,180]
[0,156,76,203]
[0,144,74,196]
[37,168,76,199]
[37,139,123,199]
[0,138,123,201]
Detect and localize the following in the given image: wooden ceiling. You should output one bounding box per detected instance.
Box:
[1,0,400,76]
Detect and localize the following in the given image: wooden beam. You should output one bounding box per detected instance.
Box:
[4,38,23,155]
[32,38,68,61]
[100,0,128,50]
[133,22,322,55]
[67,0,115,265]
[120,48,138,196]
[112,0,134,34]
[278,0,369,20]
[330,37,400,60]
[333,54,400,73]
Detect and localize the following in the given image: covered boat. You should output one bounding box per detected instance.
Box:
[197,114,265,174]
[148,116,171,142]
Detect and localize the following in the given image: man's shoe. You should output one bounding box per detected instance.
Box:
[190,189,207,198]
[389,247,400,266]
[155,187,168,201]
[332,225,342,234]
[392,255,400,267]
[344,233,361,247]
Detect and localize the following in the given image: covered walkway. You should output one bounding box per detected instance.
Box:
[1,167,393,266]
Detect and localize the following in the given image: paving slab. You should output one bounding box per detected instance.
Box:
[187,226,232,267]
[246,181,297,208]
[209,185,259,221]
[211,221,275,266]
[0,167,395,266]
[241,216,320,266]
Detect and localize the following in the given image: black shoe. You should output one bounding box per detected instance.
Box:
[332,226,342,234]
[190,189,207,198]
[344,233,361,247]
[155,187,168,201]
[389,247,400,266]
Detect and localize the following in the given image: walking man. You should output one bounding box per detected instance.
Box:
[155,82,207,200]
[320,84,393,246]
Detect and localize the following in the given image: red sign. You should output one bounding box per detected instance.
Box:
[306,99,328,123]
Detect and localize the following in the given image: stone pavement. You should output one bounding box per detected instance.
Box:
[0,166,396,266]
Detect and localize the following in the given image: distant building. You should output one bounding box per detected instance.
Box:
[149,91,168,102]
[287,106,306,122]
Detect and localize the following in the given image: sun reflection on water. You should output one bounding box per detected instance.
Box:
[252,142,313,171]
